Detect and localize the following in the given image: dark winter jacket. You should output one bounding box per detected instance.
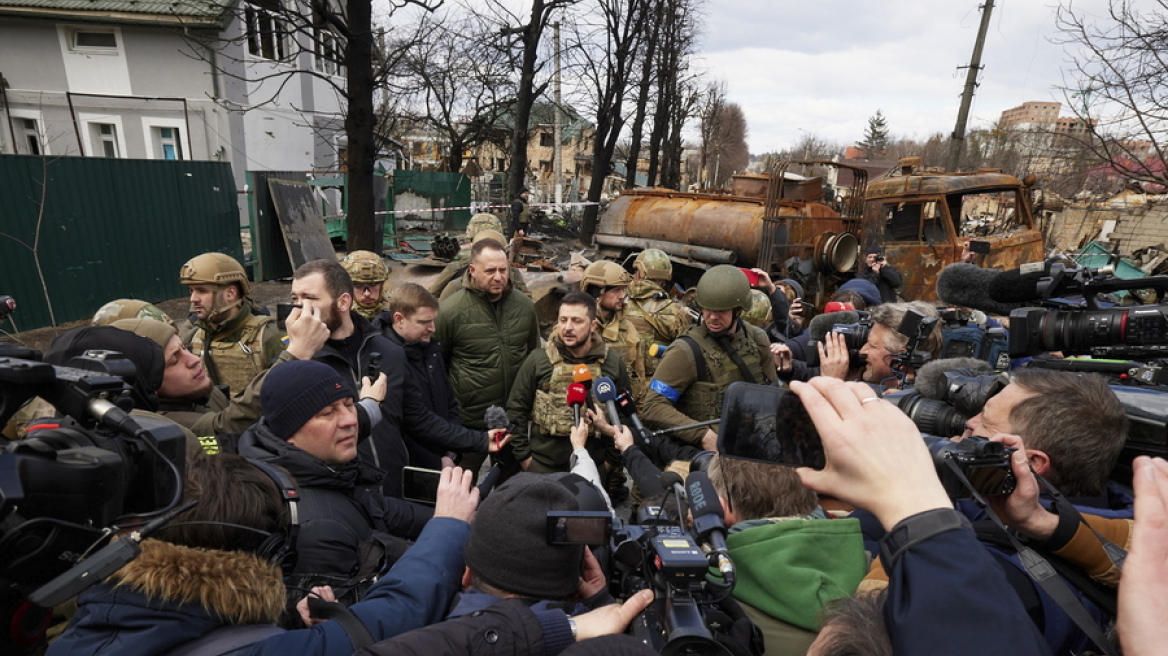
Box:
[373,320,490,470]
[880,509,1051,656]
[311,311,411,497]
[236,419,431,602]
[48,517,471,656]
[436,272,540,431]
[357,598,550,656]
[860,263,902,304]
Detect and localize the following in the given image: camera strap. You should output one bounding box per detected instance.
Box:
[945,460,1118,656]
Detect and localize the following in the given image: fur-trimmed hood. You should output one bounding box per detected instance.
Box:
[111,538,285,625]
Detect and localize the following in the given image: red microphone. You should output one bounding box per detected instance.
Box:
[566,383,587,427]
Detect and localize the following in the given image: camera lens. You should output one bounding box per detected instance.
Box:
[887,391,969,438]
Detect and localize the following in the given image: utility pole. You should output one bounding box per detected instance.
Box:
[553,21,563,211]
[946,0,995,172]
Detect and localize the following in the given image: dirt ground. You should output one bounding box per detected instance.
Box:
[2,212,591,353]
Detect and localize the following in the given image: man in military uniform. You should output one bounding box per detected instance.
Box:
[179,253,285,397]
[640,265,777,453]
[624,249,693,380]
[507,292,632,478]
[510,187,531,237]
[341,250,392,321]
[580,260,646,399]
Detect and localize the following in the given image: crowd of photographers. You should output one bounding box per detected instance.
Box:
[4,232,1168,656]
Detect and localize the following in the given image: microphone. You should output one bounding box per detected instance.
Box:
[986,262,1056,304]
[614,389,651,446]
[660,470,684,492]
[685,470,735,585]
[573,364,593,392]
[913,357,994,400]
[936,264,1026,317]
[566,383,587,426]
[594,376,623,429]
[477,464,504,502]
[484,404,511,451]
[806,311,860,367]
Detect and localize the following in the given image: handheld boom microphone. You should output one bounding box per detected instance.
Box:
[686,470,735,586]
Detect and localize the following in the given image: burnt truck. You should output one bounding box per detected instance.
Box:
[595,158,1045,303]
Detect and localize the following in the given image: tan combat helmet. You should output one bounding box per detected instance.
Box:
[92,299,174,327]
[341,250,389,283]
[581,260,632,294]
[633,249,672,282]
[742,289,773,328]
[694,265,751,312]
[178,253,250,296]
[466,213,504,240]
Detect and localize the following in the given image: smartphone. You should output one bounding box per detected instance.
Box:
[718,382,826,469]
[968,240,991,254]
[402,466,442,505]
[546,511,613,545]
[276,303,299,331]
[738,267,760,286]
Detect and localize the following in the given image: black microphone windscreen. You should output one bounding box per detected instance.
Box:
[685,471,723,519]
[809,311,860,342]
[987,268,1048,304]
[936,264,1024,317]
[659,471,683,491]
[914,357,995,399]
[484,405,510,431]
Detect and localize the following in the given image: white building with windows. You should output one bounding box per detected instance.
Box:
[0,0,348,206]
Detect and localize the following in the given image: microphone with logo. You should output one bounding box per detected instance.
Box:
[566,383,588,426]
[614,389,651,446]
[593,376,623,429]
[573,364,593,393]
[686,470,735,587]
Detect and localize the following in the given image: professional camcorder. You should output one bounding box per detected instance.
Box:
[0,343,185,651]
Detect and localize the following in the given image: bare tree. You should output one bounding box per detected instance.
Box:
[567,0,652,241]
[1055,0,1168,188]
[696,80,726,188]
[392,10,516,172]
[702,101,748,187]
[645,0,701,189]
[183,0,442,252]
[622,0,665,189]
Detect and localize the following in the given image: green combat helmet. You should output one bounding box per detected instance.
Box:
[694,265,751,312]
[466,213,503,241]
[92,299,173,326]
[742,289,773,328]
[341,250,389,283]
[633,249,672,282]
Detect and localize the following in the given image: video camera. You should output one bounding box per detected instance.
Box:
[1006,262,1168,360]
[719,382,1014,499]
[548,476,739,656]
[0,343,185,650]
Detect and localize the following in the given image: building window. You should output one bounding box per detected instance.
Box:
[91,123,119,158]
[540,132,554,147]
[246,0,287,61]
[314,6,344,76]
[70,28,118,53]
[20,118,43,155]
[154,126,184,160]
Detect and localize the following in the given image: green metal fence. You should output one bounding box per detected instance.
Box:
[0,155,239,332]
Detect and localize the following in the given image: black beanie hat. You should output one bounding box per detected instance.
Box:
[261,360,354,440]
[45,326,165,412]
[464,473,583,599]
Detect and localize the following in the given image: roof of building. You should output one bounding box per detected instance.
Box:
[0,0,236,27]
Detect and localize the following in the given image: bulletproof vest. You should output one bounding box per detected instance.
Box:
[515,199,532,226]
[677,323,774,422]
[599,312,646,399]
[353,294,391,321]
[625,280,690,379]
[189,312,276,395]
[532,338,605,437]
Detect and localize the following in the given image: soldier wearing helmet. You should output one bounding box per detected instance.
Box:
[624,249,693,380]
[640,265,777,451]
[341,250,392,321]
[580,260,646,399]
[179,252,285,396]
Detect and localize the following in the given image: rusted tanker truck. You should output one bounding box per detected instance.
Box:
[596,158,1045,303]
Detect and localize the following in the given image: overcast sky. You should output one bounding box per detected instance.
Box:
[696,0,1119,154]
